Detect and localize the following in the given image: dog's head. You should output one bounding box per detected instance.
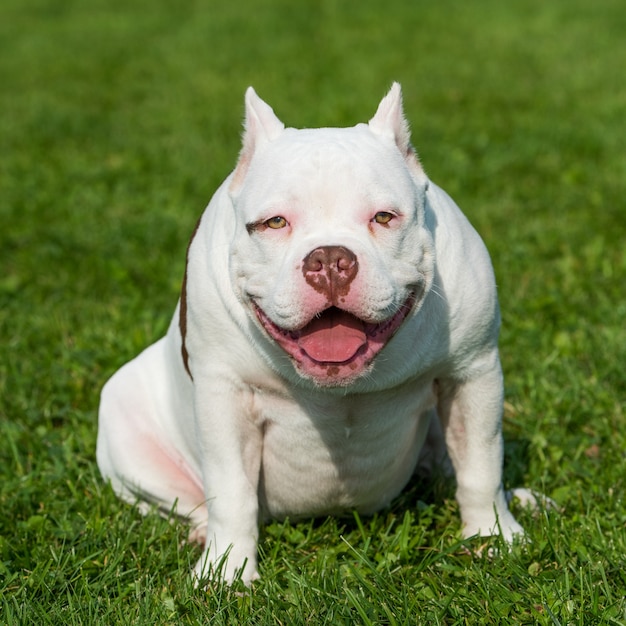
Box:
[228,84,435,386]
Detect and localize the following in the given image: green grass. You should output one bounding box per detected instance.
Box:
[1,0,625,623]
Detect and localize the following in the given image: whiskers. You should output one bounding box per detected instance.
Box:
[427,282,447,304]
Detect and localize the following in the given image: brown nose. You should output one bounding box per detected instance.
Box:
[302,246,358,301]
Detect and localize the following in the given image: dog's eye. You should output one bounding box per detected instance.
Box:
[373,212,394,225]
[265,216,288,229]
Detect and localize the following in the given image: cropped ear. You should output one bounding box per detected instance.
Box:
[230,87,285,194]
[368,82,422,173]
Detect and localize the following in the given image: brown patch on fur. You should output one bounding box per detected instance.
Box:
[179,215,203,380]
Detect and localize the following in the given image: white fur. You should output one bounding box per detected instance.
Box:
[97,83,524,585]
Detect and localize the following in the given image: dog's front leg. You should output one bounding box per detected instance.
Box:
[437,358,523,541]
[191,382,263,585]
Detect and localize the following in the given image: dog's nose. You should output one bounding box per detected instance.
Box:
[302,246,358,300]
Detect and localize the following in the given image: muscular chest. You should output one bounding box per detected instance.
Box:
[252,380,437,519]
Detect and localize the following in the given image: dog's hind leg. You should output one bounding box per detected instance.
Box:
[96,338,208,534]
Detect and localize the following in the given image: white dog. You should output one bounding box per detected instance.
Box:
[97,83,525,584]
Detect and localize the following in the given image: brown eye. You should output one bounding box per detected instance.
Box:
[265,216,288,229]
[373,211,394,225]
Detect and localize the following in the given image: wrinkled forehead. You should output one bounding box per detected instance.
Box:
[239,125,416,208]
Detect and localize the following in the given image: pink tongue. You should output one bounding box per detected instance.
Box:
[297,310,367,363]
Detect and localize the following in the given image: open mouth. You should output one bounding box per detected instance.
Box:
[254,296,414,383]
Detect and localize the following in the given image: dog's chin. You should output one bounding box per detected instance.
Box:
[254,296,415,386]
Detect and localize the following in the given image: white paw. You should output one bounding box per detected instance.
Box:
[192,546,259,587]
[462,511,524,543]
[506,487,559,512]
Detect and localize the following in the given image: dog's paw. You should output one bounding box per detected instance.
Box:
[186,523,208,547]
[192,545,259,587]
[462,510,524,544]
[506,487,559,513]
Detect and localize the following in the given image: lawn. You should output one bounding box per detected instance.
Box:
[1,0,625,623]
